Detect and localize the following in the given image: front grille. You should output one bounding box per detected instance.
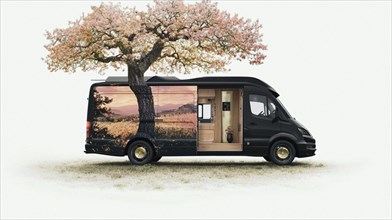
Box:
[304,136,315,143]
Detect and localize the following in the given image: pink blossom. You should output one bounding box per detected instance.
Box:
[44,1,266,74]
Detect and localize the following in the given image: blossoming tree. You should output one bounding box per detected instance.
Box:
[44,0,266,136]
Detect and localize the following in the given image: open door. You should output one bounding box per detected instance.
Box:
[197,88,243,151]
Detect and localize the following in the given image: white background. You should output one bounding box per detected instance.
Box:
[1,1,391,219]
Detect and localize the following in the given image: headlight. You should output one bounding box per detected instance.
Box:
[298,127,311,136]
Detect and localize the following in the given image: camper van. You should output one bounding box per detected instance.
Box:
[85,76,316,165]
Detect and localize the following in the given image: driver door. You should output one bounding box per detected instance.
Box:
[243,86,281,155]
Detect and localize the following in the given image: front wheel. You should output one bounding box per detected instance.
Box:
[127,140,154,165]
[269,140,296,165]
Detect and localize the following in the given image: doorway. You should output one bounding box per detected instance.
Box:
[197,88,243,151]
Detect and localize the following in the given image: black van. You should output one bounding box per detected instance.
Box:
[85,76,316,165]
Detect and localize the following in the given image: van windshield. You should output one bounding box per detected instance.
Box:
[276,98,292,118]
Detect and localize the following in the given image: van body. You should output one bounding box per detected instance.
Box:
[85,76,316,165]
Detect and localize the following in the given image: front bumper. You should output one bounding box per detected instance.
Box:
[296,135,316,158]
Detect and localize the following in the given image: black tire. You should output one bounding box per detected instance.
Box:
[269,140,296,165]
[151,156,162,163]
[127,140,154,165]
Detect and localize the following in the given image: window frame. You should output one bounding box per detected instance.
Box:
[249,94,277,120]
[198,103,212,123]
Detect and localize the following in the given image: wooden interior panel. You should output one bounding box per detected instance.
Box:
[198,123,215,143]
[198,89,215,98]
[198,143,242,151]
[232,89,239,143]
[239,89,243,145]
[198,98,209,104]
[198,89,216,144]
[199,123,215,130]
[199,129,214,142]
[214,89,222,143]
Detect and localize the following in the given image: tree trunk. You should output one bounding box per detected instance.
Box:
[127,64,155,137]
[126,41,164,138]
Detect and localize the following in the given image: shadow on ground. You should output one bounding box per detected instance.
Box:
[41,159,326,190]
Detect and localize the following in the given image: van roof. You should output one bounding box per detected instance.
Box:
[103,75,279,97]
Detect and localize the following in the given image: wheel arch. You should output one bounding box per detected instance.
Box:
[123,134,156,156]
[268,133,298,154]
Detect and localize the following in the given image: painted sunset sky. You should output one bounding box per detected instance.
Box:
[95,86,197,115]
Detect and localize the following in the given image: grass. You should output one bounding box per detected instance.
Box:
[44,159,326,190]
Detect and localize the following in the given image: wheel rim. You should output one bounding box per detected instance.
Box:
[276,146,290,160]
[134,146,147,160]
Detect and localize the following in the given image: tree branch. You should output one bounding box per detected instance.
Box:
[93,53,123,63]
[138,40,164,72]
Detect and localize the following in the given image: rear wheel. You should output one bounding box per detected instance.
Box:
[269,140,296,165]
[127,140,154,165]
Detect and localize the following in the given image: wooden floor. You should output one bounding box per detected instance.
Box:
[198,142,242,152]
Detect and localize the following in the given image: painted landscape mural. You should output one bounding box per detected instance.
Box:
[92,86,197,147]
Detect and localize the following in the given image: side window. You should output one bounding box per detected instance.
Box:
[198,103,211,122]
[250,94,267,116]
[268,99,276,118]
[249,95,276,118]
